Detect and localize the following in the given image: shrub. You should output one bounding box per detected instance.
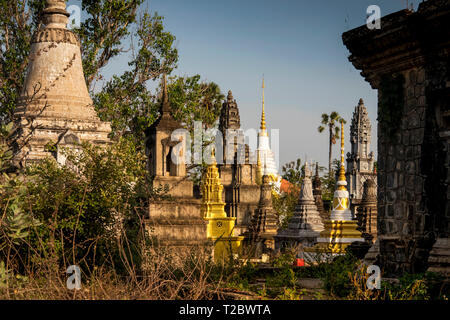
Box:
[1,138,152,276]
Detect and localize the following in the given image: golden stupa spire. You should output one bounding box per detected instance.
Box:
[337,120,347,190]
[311,117,364,255]
[260,76,266,132]
[202,147,243,260]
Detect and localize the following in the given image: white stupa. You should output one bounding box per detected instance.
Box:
[256,77,279,186]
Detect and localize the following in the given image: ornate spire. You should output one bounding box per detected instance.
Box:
[256,76,278,182]
[313,120,364,254]
[43,0,70,29]
[275,159,324,248]
[299,161,314,201]
[260,77,267,132]
[349,98,372,159]
[201,148,226,219]
[338,120,347,191]
[313,162,321,186]
[12,0,111,167]
[161,73,170,112]
[219,89,241,132]
[304,161,311,179]
[149,74,180,131]
[227,90,234,101]
[331,119,351,216]
[201,147,243,260]
[312,161,327,220]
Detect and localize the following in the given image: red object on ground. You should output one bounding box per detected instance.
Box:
[293,258,305,267]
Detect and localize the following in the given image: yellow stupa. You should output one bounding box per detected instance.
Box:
[201,149,244,261]
[312,120,364,254]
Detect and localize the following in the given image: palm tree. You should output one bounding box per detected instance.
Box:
[318,112,346,174]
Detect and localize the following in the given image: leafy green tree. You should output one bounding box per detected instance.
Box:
[273,158,305,228]
[318,112,346,175]
[281,158,304,187]
[320,158,341,205]
[168,74,224,132]
[0,0,46,123]
[87,6,179,146]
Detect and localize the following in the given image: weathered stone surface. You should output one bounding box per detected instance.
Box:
[346,99,377,218]
[218,91,261,236]
[276,163,324,248]
[356,179,377,242]
[312,162,327,221]
[12,0,111,167]
[145,76,209,250]
[427,238,450,276]
[343,0,450,275]
[245,175,279,256]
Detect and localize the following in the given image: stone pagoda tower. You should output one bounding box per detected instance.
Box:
[275,162,325,249]
[201,149,243,261]
[314,121,364,254]
[256,78,279,184]
[346,99,376,212]
[218,90,260,236]
[145,75,209,250]
[245,174,279,256]
[356,179,378,242]
[12,0,111,167]
[312,162,327,221]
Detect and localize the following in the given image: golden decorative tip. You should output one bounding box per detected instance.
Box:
[338,120,347,189]
[260,76,266,131]
[210,146,217,165]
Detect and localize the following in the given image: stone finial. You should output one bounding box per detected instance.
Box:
[43,0,69,29]
[304,161,311,178]
[259,174,273,206]
[359,98,364,105]
[299,162,314,202]
[161,74,170,110]
[227,90,234,101]
[219,89,241,132]
[313,162,322,189]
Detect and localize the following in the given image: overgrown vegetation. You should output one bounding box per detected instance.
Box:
[0,1,448,302]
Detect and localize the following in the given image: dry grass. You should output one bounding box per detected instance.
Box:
[0,245,229,300]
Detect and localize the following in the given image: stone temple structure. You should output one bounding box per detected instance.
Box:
[356,179,378,242]
[313,162,327,221]
[245,174,279,256]
[314,122,364,254]
[343,0,450,275]
[145,75,209,249]
[218,90,261,236]
[256,78,279,184]
[201,149,243,261]
[346,98,377,215]
[275,162,324,249]
[11,0,111,167]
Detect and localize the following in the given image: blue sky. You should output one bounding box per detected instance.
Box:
[69,0,423,171]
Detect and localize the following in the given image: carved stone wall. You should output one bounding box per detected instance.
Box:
[343,0,450,275]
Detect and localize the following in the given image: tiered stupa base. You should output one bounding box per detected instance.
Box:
[307,220,365,254]
[427,238,450,277]
[206,216,243,261]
